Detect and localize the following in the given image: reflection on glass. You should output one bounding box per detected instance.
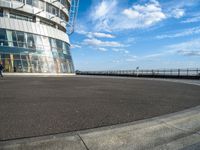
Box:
[0,29,74,73]
[0,29,8,46]
[6,30,13,47]
[27,33,35,49]
[34,35,43,50]
[16,31,27,48]
[12,31,18,47]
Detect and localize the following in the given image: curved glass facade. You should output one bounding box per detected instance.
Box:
[0,28,74,73]
[0,0,74,74]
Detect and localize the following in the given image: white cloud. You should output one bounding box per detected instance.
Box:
[90,0,117,32]
[80,0,199,33]
[135,39,200,60]
[156,26,200,39]
[163,0,198,18]
[112,48,129,54]
[98,48,107,52]
[163,0,199,10]
[75,29,87,35]
[122,1,166,29]
[83,38,123,47]
[182,16,200,23]
[141,39,200,58]
[71,44,82,49]
[143,53,166,58]
[114,38,200,65]
[89,0,166,31]
[92,0,117,21]
[177,50,200,56]
[76,30,115,39]
[170,8,185,18]
[167,39,200,56]
[90,32,115,38]
[124,39,200,62]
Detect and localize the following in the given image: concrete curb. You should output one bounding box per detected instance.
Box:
[1,105,200,150]
[3,73,76,77]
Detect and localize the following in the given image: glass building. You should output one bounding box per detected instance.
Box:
[0,0,74,73]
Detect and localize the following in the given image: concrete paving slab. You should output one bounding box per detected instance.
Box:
[152,133,200,150]
[79,107,200,150]
[160,106,200,132]
[0,134,86,150]
[79,122,185,150]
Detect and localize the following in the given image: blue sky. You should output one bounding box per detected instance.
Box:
[70,0,200,71]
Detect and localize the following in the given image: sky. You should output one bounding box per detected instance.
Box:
[70,0,200,71]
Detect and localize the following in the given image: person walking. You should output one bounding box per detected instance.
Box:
[0,63,4,78]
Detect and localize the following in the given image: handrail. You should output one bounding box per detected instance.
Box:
[76,68,200,79]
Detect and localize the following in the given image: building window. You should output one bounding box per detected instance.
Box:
[33,35,44,50]
[40,19,55,28]
[14,0,25,3]
[60,11,67,21]
[26,0,33,5]
[0,29,8,46]
[20,0,25,3]
[6,30,18,47]
[60,0,67,6]
[46,3,59,17]
[56,40,63,51]
[50,38,57,48]
[16,31,27,48]
[26,0,36,6]
[10,13,33,22]
[38,1,45,10]
[6,30,14,47]
[63,43,70,55]
[12,31,18,47]
[27,33,35,49]
[33,0,39,7]
[0,8,3,17]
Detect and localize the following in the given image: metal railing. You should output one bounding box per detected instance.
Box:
[76,68,200,79]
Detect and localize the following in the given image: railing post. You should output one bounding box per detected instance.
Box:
[198,68,200,79]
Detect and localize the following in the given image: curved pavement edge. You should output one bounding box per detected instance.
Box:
[0,78,200,150]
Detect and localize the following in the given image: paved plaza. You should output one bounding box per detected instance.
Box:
[0,76,200,141]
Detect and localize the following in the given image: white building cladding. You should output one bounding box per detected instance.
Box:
[0,0,74,73]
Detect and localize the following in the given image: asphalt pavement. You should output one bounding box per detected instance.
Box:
[0,76,200,141]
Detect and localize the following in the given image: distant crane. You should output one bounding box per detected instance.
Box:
[66,0,79,35]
